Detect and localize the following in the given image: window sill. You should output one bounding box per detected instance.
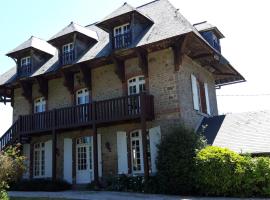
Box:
[195,110,211,118]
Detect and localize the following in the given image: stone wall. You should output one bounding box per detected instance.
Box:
[13,88,31,121]
[176,55,218,129]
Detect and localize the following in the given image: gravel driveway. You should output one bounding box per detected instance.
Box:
[8,191,270,200]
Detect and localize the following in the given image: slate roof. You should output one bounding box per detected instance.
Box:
[194,21,225,38]
[49,22,98,42]
[198,111,270,154]
[0,0,243,87]
[6,36,56,57]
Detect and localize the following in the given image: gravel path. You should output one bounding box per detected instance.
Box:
[8,191,270,200]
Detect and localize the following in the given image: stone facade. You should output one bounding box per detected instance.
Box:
[14,47,219,182]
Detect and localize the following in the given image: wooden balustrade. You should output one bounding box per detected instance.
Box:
[0,94,154,151]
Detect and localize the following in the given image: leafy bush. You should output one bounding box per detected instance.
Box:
[10,179,71,191]
[195,146,247,196]
[195,146,270,197]
[0,144,25,200]
[156,125,206,195]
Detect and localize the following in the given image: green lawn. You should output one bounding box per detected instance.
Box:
[10,198,72,200]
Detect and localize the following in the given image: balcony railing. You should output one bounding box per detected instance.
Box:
[0,94,154,150]
[113,31,132,49]
[61,50,75,66]
[18,64,33,77]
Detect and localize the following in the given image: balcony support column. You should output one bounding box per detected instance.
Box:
[140,93,149,178]
[52,109,57,181]
[92,102,99,186]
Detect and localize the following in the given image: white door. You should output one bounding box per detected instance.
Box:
[76,88,90,122]
[76,136,93,184]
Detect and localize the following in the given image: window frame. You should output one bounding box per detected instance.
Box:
[34,97,46,113]
[76,88,90,105]
[113,23,131,49]
[33,142,45,178]
[127,75,146,95]
[20,56,31,67]
[62,43,74,54]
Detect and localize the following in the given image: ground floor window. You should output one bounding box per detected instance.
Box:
[33,142,45,178]
[130,130,151,174]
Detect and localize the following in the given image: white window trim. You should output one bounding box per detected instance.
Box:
[33,142,45,178]
[127,75,146,95]
[34,97,46,113]
[76,88,90,105]
[113,23,130,36]
[62,43,74,53]
[130,130,144,174]
[21,56,31,67]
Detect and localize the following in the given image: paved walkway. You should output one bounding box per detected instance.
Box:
[8,191,270,200]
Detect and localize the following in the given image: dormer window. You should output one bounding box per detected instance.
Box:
[62,43,74,65]
[113,23,131,49]
[20,56,32,76]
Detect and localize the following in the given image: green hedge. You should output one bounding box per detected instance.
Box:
[156,125,206,195]
[195,146,270,197]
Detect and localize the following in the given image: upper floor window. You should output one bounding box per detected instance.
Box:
[62,43,74,65]
[21,56,31,67]
[19,56,32,76]
[191,74,211,115]
[34,97,46,113]
[128,76,146,95]
[76,88,90,105]
[113,23,131,49]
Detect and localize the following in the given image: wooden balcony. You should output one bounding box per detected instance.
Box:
[18,64,33,77]
[113,31,132,49]
[0,94,154,150]
[61,50,75,65]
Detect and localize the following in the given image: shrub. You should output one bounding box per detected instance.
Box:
[156,125,206,195]
[104,174,159,193]
[195,146,247,196]
[0,144,25,199]
[10,179,71,191]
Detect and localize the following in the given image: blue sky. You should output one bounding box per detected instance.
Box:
[1,0,270,134]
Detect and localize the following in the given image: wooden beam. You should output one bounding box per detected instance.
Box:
[191,53,213,60]
[136,48,148,77]
[79,65,92,90]
[61,70,74,94]
[19,81,32,104]
[111,55,125,82]
[172,34,191,71]
[35,77,48,99]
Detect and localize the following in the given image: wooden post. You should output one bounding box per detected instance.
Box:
[140,93,149,178]
[92,102,99,185]
[52,109,57,181]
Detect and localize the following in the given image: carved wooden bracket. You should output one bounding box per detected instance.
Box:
[79,65,92,90]
[136,48,148,77]
[0,87,12,105]
[111,55,125,82]
[20,81,33,104]
[35,77,48,99]
[61,70,74,94]
[172,33,191,71]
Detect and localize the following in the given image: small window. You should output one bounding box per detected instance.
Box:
[62,43,74,65]
[191,74,211,115]
[21,56,31,67]
[128,76,146,95]
[76,88,90,105]
[34,97,46,113]
[113,23,131,49]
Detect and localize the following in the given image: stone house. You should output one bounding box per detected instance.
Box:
[0,0,244,185]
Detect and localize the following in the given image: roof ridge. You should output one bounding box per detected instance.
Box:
[136,0,160,9]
